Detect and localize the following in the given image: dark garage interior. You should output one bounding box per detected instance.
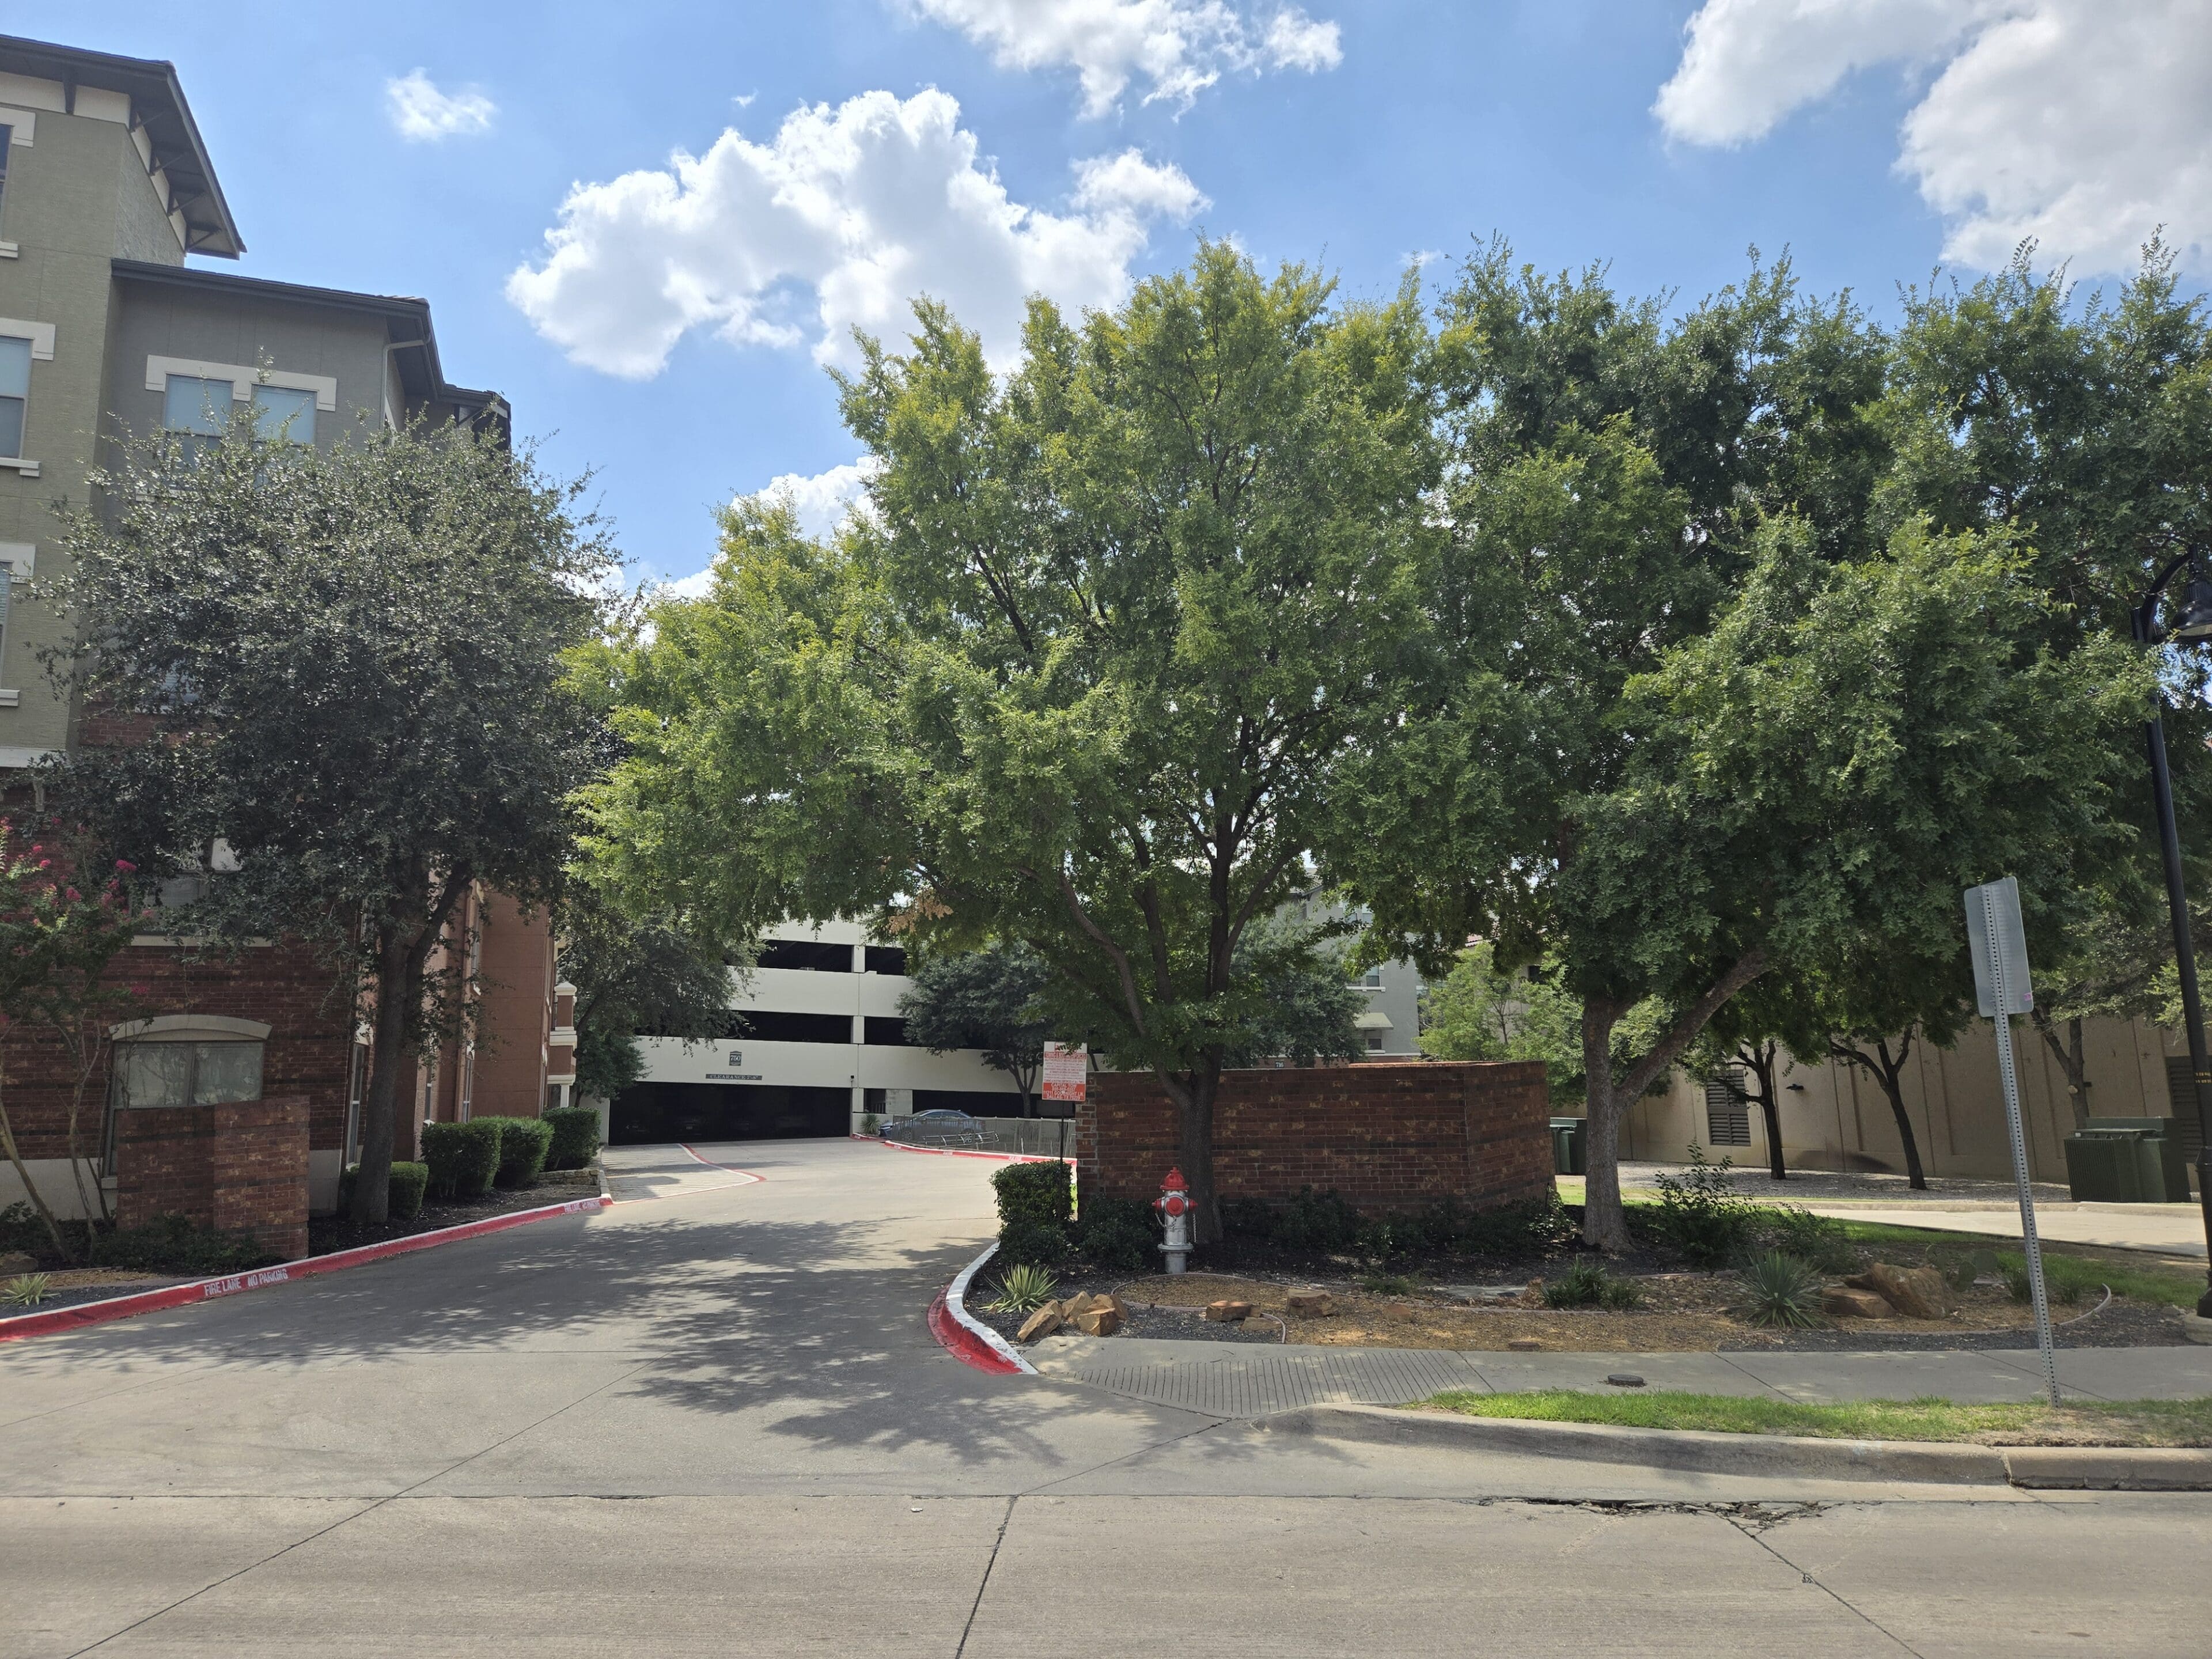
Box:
[611,1082,851,1145]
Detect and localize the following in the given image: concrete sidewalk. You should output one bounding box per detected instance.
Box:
[1026,1334,2212,1418]
[1800,1199,2210,1259]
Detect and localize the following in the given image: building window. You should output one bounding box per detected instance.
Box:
[0,335,28,459]
[863,945,907,975]
[863,1016,911,1047]
[756,939,857,973]
[163,372,230,437]
[1358,967,1384,988]
[1365,1034,1385,1052]
[252,383,316,444]
[120,1039,265,1108]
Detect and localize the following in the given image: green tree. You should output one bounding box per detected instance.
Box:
[1219,910,1366,1069]
[0,821,144,1259]
[559,892,733,1102]
[45,413,613,1225]
[1418,942,1586,1106]
[577,245,1436,1239]
[899,943,1052,1115]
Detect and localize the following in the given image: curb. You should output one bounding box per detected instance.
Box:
[0,1192,611,1346]
[1262,1404,2212,1490]
[927,1241,1035,1377]
[865,1138,1064,1165]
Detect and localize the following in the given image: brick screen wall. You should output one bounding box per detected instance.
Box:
[1076,1060,1553,1215]
[116,1093,310,1259]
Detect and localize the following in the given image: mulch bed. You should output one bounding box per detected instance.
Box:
[306,1167,600,1256]
[968,1221,2199,1353]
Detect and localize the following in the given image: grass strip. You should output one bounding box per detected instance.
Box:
[1416,1388,2212,1446]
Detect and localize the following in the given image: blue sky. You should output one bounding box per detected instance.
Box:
[16,1,2208,586]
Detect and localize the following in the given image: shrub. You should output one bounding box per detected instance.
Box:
[993,1161,1072,1266]
[92,1213,279,1277]
[1445,1194,1577,1260]
[1218,1195,1279,1241]
[478,1116,554,1187]
[984,1262,1059,1313]
[1073,1196,1157,1272]
[424,1119,502,1199]
[2001,1252,2100,1307]
[1762,1206,1857,1274]
[1646,1146,1758,1268]
[1544,1257,1641,1309]
[1272,1187,1362,1254]
[1935,1247,2002,1293]
[541,1107,602,1171]
[1739,1251,1825,1328]
[338,1161,430,1221]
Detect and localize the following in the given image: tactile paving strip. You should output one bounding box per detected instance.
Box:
[1067,1345,1488,1418]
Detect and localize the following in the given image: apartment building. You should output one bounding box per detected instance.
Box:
[622,919,1021,1143]
[0,36,563,1246]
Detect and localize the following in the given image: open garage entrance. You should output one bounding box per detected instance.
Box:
[611,1082,850,1146]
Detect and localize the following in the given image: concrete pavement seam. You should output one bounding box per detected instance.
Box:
[1714,1351,1802,1400]
[953,1494,1017,1659]
[1018,1412,1236,1497]
[1726,1512,1930,1659]
[63,1497,391,1658]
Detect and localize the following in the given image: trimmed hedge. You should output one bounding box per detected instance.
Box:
[542,1106,601,1171]
[478,1116,554,1187]
[1073,1195,1158,1272]
[992,1160,1073,1267]
[338,1161,429,1221]
[424,1119,502,1199]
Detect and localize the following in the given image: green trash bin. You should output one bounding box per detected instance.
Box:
[2078,1118,2192,1201]
[2064,1127,2166,1203]
[1550,1116,1587,1177]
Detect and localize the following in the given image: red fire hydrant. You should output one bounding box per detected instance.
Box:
[1156,1166,1193,1275]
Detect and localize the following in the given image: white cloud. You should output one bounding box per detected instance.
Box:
[1655,1,2212,275]
[909,0,1342,116]
[385,69,497,142]
[749,457,883,540]
[506,89,1208,381]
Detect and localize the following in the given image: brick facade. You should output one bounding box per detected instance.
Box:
[115,1093,310,1259]
[1,940,354,1164]
[1076,1060,1554,1215]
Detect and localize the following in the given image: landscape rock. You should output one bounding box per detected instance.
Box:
[1203,1298,1252,1323]
[1017,1306,1063,1343]
[0,1252,35,1275]
[1073,1305,1122,1337]
[1286,1288,1335,1317]
[1823,1286,1891,1319]
[1508,1337,1543,1351]
[1862,1262,1951,1320]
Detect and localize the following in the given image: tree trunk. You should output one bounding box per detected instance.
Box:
[1580,998,1631,1252]
[349,930,416,1227]
[1744,1043,1786,1181]
[0,1085,71,1262]
[1161,1056,1224,1245]
[1877,1069,1928,1190]
[2035,1014,2091,1128]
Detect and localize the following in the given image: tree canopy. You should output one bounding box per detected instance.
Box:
[46,413,613,1224]
[899,942,1053,1114]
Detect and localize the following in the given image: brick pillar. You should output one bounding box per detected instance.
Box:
[211,1094,310,1261]
[115,1105,216,1230]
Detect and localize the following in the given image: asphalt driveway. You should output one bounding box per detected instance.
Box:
[7,1138,2212,1657]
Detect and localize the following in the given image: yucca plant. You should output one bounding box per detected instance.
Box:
[1738,1252,1825,1328]
[985,1262,1060,1314]
[1,1272,52,1308]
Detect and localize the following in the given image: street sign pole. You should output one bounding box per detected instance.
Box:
[1966,877,2061,1408]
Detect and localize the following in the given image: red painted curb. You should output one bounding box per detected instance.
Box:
[0,1193,611,1345]
[928,1283,1020,1375]
[866,1138,1063,1165]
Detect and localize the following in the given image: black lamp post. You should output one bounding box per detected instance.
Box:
[2129,551,2212,1317]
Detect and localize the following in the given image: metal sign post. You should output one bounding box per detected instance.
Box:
[1965,876,2061,1407]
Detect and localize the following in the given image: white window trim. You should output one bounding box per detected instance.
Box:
[0,107,36,146]
[0,744,58,768]
[0,459,35,477]
[0,319,55,359]
[146,356,336,413]
[111,1014,273,1043]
